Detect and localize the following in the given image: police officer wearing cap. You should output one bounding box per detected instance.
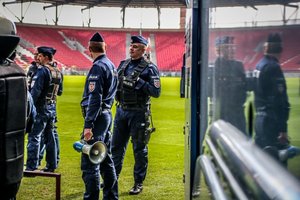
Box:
[253,33,290,160]
[80,32,118,200]
[211,36,247,133]
[39,60,63,168]
[26,46,62,172]
[111,35,161,195]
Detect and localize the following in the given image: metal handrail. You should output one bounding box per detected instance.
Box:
[192,155,228,200]
[208,120,300,200]
[206,137,248,200]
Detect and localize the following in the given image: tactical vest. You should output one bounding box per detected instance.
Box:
[116,58,150,109]
[0,62,27,186]
[45,64,62,103]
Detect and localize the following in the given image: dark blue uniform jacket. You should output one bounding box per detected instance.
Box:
[254,55,290,132]
[30,66,51,107]
[119,58,160,100]
[81,54,118,129]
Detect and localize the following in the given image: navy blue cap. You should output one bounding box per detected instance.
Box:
[37,46,56,56]
[215,36,234,46]
[90,32,104,42]
[265,33,282,54]
[267,33,282,43]
[131,35,148,46]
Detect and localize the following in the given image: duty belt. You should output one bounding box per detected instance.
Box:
[81,106,111,118]
[118,104,148,111]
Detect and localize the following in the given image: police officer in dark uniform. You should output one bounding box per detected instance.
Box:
[26,46,62,172]
[212,36,247,133]
[253,33,290,158]
[111,35,161,195]
[0,16,27,200]
[80,32,118,200]
[39,61,63,167]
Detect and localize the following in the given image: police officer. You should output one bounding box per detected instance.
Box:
[111,35,161,195]
[253,33,290,158]
[80,32,118,200]
[39,61,63,167]
[211,36,247,133]
[0,16,27,200]
[26,46,62,172]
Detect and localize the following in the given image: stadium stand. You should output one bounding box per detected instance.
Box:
[16,23,186,72]
[61,29,127,67]
[15,24,300,72]
[17,25,92,70]
[154,32,185,71]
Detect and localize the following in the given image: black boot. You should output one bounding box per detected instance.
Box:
[129,183,143,195]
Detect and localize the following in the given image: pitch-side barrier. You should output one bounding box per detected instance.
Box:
[192,120,300,200]
[23,170,61,200]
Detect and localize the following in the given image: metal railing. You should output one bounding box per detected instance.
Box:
[192,120,300,200]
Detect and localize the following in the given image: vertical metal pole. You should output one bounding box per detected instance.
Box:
[88,8,91,27]
[55,3,58,25]
[56,174,61,200]
[20,0,24,22]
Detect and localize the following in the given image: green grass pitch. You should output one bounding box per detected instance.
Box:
[18,76,299,199]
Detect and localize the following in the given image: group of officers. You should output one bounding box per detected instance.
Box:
[0,15,161,199]
[79,32,161,200]
[211,32,291,164]
[24,31,161,199]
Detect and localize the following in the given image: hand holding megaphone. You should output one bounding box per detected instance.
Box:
[73,140,107,164]
[83,128,93,141]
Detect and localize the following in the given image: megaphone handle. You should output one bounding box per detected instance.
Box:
[73,141,84,152]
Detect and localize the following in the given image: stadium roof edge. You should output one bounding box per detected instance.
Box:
[3,0,300,9]
[15,22,185,32]
[2,0,187,8]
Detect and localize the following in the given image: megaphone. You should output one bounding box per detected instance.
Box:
[73,140,107,164]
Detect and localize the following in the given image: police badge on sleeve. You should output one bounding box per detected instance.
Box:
[89,81,96,92]
[154,79,160,88]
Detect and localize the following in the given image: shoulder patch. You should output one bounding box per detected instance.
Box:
[154,79,160,88]
[89,81,96,92]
